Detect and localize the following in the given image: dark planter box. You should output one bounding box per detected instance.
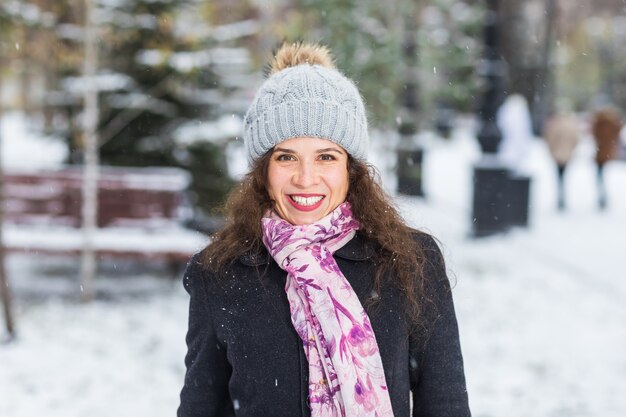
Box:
[472,159,531,237]
[397,148,424,197]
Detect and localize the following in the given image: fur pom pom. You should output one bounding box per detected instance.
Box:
[268,42,335,76]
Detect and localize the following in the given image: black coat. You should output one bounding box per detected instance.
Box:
[177,232,471,417]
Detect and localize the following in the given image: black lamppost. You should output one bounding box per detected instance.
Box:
[471,0,531,237]
[476,0,505,155]
[397,15,424,197]
[471,0,509,237]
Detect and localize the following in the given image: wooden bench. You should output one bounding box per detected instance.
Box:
[2,166,208,263]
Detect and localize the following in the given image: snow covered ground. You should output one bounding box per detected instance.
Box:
[399,129,626,417]
[1,112,625,417]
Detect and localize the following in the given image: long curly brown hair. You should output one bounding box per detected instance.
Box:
[201,151,430,327]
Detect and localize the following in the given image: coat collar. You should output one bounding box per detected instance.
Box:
[239,231,376,267]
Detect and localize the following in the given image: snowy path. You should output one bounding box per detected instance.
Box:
[0,282,188,417]
[394,132,626,417]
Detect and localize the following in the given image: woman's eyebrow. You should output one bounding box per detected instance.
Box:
[316,148,344,154]
[273,147,296,153]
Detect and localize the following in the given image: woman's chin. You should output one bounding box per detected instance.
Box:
[275,201,330,225]
[286,213,321,225]
[279,209,327,225]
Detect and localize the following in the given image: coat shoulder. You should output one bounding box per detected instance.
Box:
[408,229,445,261]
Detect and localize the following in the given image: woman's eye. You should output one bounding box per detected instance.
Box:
[276,154,295,161]
[319,154,336,161]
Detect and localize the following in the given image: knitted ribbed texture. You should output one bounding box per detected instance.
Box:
[244,64,369,162]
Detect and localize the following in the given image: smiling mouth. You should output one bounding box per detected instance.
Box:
[287,195,325,211]
[289,195,325,206]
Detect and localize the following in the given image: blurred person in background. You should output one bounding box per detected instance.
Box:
[591,107,623,210]
[542,110,581,211]
[177,42,470,417]
[496,94,534,173]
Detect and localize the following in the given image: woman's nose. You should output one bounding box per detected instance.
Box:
[292,161,319,187]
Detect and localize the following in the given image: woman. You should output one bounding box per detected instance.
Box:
[178,42,470,417]
[542,111,580,211]
[591,107,622,210]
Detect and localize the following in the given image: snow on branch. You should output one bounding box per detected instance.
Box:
[173,114,242,147]
[210,19,260,42]
[62,73,134,94]
[2,0,55,27]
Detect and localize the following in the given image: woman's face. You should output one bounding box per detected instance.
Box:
[267,137,349,225]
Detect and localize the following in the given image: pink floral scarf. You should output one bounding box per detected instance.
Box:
[262,202,394,417]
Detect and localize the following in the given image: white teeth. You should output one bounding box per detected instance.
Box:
[291,195,324,206]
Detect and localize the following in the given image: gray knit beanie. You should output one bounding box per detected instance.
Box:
[243,44,369,162]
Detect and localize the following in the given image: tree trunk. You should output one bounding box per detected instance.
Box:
[532,0,558,134]
[80,0,99,303]
[0,67,16,340]
[499,0,560,130]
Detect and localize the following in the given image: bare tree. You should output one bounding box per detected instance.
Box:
[0,66,16,340]
[79,0,99,302]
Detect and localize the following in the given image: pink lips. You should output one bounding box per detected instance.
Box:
[287,194,325,212]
